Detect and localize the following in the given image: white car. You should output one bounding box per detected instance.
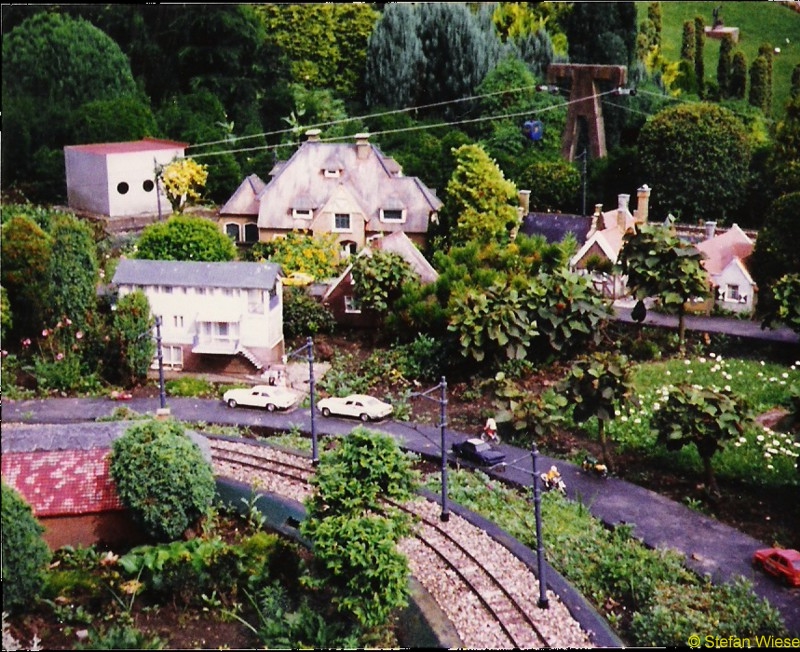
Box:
[316,394,393,422]
[223,385,298,411]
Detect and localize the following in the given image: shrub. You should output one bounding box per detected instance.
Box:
[1,482,52,613]
[283,287,336,339]
[164,376,216,398]
[109,419,216,541]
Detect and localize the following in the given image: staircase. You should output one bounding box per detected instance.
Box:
[236,346,264,371]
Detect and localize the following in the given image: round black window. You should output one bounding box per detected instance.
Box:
[142,179,155,192]
[117,182,129,195]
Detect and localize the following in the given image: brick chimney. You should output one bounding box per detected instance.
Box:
[306,128,321,142]
[355,132,370,160]
[589,203,602,237]
[705,221,717,239]
[616,194,630,232]
[635,184,650,225]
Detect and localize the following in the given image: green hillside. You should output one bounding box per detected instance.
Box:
[638,1,800,120]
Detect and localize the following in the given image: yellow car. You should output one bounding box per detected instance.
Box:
[283,271,315,286]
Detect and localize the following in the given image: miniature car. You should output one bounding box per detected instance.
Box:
[451,437,506,467]
[282,271,315,286]
[223,385,298,411]
[752,548,800,587]
[316,394,393,421]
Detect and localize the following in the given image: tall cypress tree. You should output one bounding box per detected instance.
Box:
[750,55,770,115]
[681,20,695,62]
[757,43,774,116]
[717,34,733,99]
[647,2,662,49]
[730,51,747,100]
[694,15,705,98]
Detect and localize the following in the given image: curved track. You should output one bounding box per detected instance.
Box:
[208,436,586,648]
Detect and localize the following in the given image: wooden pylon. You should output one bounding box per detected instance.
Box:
[547,63,627,161]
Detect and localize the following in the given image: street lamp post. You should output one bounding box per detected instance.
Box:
[411,377,449,522]
[283,336,318,463]
[531,443,550,609]
[155,315,167,410]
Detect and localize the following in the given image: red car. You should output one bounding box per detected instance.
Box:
[752,548,800,587]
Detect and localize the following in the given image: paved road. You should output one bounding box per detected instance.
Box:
[613,303,800,347]
[5,396,799,635]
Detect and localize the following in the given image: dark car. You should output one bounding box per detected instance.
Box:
[451,437,506,467]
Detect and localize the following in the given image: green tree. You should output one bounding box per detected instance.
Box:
[2,12,139,200]
[111,290,155,386]
[68,95,158,145]
[647,2,662,50]
[768,95,800,196]
[730,51,747,101]
[637,103,751,223]
[694,15,705,98]
[750,193,800,318]
[301,428,418,633]
[761,274,800,335]
[364,3,423,110]
[350,250,415,317]
[445,144,520,248]
[522,160,582,213]
[757,43,774,116]
[749,54,771,115]
[792,63,800,100]
[44,213,99,333]
[559,351,632,466]
[680,19,695,62]
[615,222,710,352]
[1,286,12,345]
[651,385,749,495]
[565,1,638,66]
[257,3,379,102]
[0,214,52,340]
[135,215,237,262]
[717,34,734,99]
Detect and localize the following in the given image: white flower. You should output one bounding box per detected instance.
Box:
[757,434,765,442]
[698,357,706,364]
[684,359,691,365]
[652,402,661,411]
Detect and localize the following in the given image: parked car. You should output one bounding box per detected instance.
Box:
[316,394,393,421]
[451,438,506,467]
[223,385,298,411]
[752,548,800,587]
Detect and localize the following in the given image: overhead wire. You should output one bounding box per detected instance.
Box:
[185,85,625,163]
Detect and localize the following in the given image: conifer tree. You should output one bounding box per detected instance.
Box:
[757,43,774,116]
[680,20,695,62]
[749,55,770,115]
[730,51,747,100]
[694,15,705,98]
[717,34,733,99]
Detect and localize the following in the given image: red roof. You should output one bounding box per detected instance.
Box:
[65,138,189,156]
[1,450,124,516]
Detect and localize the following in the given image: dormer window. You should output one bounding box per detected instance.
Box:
[380,208,405,223]
[323,168,341,178]
[292,208,313,220]
[334,213,351,232]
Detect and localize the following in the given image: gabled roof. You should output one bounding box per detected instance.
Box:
[254,137,442,233]
[112,259,282,290]
[695,223,754,276]
[64,137,188,156]
[219,173,267,216]
[520,212,594,245]
[322,231,438,303]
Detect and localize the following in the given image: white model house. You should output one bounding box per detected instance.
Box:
[64,138,188,218]
[112,259,285,375]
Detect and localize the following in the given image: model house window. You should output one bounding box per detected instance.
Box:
[726,284,741,301]
[340,241,357,259]
[248,289,264,314]
[222,288,233,297]
[163,286,173,294]
[323,169,341,178]
[155,346,183,370]
[380,209,404,222]
[173,315,184,328]
[196,288,207,296]
[344,295,362,313]
[142,180,155,192]
[334,213,351,231]
[269,289,280,310]
[244,223,259,242]
[226,223,241,241]
[292,208,313,220]
[117,182,129,195]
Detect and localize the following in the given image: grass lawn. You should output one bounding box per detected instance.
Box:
[639,1,800,120]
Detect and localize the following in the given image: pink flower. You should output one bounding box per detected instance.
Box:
[75,331,84,340]
[65,318,72,326]
[56,353,64,361]
[56,321,63,329]
[42,329,50,337]
[22,338,31,348]
[1,350,7,357]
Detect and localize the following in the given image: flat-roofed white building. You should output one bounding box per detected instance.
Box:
[112,259,284,375]
[65,138,187,217]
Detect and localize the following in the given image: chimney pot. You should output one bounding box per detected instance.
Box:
[519,189,531,215]
[705,221,717,239]
[355,132,370,159]
[306,129,321,142]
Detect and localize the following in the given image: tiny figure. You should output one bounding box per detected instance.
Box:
[540,465,566,494]
[481,417,499,443]
[712,5,723,28]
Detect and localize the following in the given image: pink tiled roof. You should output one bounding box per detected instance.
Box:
[1,450,124,517]
[695,224,754,275]
[64,138,189,155]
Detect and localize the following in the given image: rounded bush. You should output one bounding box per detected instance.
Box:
[109,419,216,541]
[1,482,52,612]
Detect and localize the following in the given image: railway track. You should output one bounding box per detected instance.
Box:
[208,436,594,649]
